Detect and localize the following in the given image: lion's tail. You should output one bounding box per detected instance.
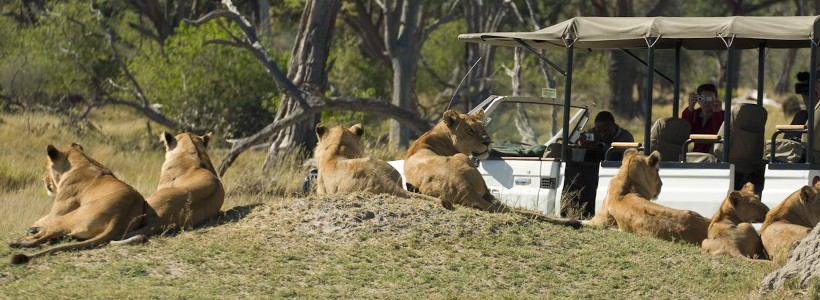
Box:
[11,223,122,264]
[110,201,160,246]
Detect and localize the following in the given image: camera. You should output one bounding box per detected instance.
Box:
[795,71,810,95]
[584,132,595,142]
[696,95,713,102]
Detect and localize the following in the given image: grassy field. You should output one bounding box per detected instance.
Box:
[0,108,816,299]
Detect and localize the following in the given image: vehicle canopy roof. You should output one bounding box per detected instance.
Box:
[458,16,820,50]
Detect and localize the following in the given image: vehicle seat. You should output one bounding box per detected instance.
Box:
[649,117,691,161]
[714,103,768,193]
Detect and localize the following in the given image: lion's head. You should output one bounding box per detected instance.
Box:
[314,123,364,163]
[619,148,662,199]
[44,143,110,196]
[723,182,769,223]
[441,110,492,159]
[161,131,216,175]
[793,182,820,222]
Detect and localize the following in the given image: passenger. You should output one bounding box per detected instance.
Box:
[682,83,724,153]
[578,111,634,161]
[785,71,820,141]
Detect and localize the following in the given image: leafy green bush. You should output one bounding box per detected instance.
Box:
[130,22,283,140]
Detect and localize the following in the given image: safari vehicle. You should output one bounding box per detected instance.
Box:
[390,16,820,220]
[388,95,591,215]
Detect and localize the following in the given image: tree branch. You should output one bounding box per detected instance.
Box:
[106,29,150,108]
[218,95,434,176]
[184,8,313,109]
[420,0,462,44]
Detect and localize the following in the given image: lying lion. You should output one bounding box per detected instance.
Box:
[9,144,147,264]
[313,123,444,204]
[603,149,710,245]
[701,182,769,259]
[759,182,820,262]
[114,132,224,244]
[404,110,580,228]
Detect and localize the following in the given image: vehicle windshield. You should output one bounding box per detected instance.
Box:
[485,101,587,150]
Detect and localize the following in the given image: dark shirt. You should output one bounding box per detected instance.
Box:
[682,107,724,153]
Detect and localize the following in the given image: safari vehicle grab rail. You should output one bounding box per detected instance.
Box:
[604,142,643,161]
[680,134,722,162]
[769,125,807,163]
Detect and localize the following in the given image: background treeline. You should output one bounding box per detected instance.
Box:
[0,0,816,153]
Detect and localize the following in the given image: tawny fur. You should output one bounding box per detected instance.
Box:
[9,144,147,264]
[114,132,224,244]
[701,182,769,259]
[601,149,710,245]
[313,123,443,205]
[404,110,580,228]
[759,182,820,262]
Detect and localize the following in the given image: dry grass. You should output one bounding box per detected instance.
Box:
[0,108,814,298]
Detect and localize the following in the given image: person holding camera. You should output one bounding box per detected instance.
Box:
[578,111,634,160]
[785,71,820,141]
[682,83,724,153]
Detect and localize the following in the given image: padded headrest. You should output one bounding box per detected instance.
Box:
[650,117,691,161]
[714,104,768,170]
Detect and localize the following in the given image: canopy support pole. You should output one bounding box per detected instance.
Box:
[514,38,567,76]
[757,42,765,106]
[561,42,574,162]
[644,41,656,155]
[673,42,681,118]
[723,43,734,163]
[808,42,817,164]
[623,49,674,84]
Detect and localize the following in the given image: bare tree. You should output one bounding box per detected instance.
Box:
[342,0,461,149]
[458,0,514,112]
[186,1,434,176]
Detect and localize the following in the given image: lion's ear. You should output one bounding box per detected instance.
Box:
[473,110,485,120]
[46,145,60,161]
[622,148,638,162]
[70,143,84,152]
[200,132,212,148]
[443,110,460,128]
[799,185,817,203]
[728,191,741,208]
[741,182,755,193]
[315,123,327,140]
[350,124,364,137]
[162,131,177,151]
[648,151,661,167]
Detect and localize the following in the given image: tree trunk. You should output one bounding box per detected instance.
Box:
[389,54,418,148]
[775,49,799,95]
[262,0,341,171]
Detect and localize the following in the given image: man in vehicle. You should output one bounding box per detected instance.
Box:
[578,111,634,161]
[682,83,724,153]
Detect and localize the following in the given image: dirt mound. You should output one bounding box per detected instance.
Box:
[759,224,820,293]
[247,193,547,244]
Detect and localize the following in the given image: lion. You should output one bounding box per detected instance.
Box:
[601,149,710,245]
[113,131,224,244]
[403,110,581,228]
[9,143,147,264]
[701,182,769,259]
[314,123,446,205]
[759,182,820,262]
